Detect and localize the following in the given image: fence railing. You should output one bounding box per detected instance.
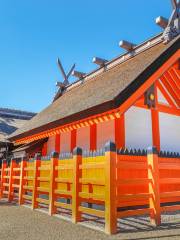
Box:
[0,142,180,234]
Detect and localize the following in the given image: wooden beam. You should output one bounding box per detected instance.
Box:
[164,72,180,97]
[90,124,97,151]
[114,115,125,149]
[71,129,77,152]
[168,68,180,89]
[160,76,180,107]
[55,134,60,153]
[42,142,47,156]
[157,80,176,107]
[151,84,160,151]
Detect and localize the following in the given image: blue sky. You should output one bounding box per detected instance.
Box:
[0,0,172,113]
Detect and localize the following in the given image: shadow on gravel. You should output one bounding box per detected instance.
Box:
[0,200,17,207]
[117,220,180,234]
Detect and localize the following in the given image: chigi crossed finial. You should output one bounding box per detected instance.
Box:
[162,0,180,43]
[53,58,75,101]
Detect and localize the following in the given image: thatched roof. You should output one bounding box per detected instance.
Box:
[9,34,180,141]
[0,108,36,144]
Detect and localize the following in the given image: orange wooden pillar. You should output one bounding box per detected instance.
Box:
[42,142,48,156]
[151,83,160,151]
[32,153,41,209]
[19,157,27,205]
[49,151,59,216]
[8,159,16,202]
[55,134,61,153]
[147,146,161,226]
[72,147,82,223]
[0,160,7,198]
[90,124,97,151]
[71,129,77,152]
[115,115,125,149]
[105,141,117,234]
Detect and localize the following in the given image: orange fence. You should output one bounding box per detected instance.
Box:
[0,142,180,234]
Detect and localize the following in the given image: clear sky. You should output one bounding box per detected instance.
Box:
[0,0,172,113]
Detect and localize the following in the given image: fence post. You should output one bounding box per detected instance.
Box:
[32,153,41,209]
[147,146,161,226]
[19,156,27,205]
[72,147,82,223]
[49,151,59,216]
[0,160,7,199]
[105,141,117,234]
[8,159,16,202]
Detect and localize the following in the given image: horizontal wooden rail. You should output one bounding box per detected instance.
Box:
[79,163,105,169]
[160,178,180,184]
[80,178,105,185]
[117,162,148,169]
[79,206,105,218]
[117,178,150,185]
[117,208,151,218]
[54,201,72,210]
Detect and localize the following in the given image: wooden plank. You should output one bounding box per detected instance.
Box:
[55,165,73,170]
[24,167,34,171]
[160,178,180,184]
[54,201,72,210]
[117,178,150,185]
[117,162,148,169]
[160,191,180,198]
[23,185,33,190]
[3,183,9,187]
[55,178,72,183]
[79,163,105,170]
[24,176,34,180]
[23,194,32,200]
[12,184,19,188]
[36,198,49,205]
[117,208,151,218]
[159,163,180,170]
[79,192,105,201]
[13,168,20,171]
[12,176,20,180]
[117,193,151,201]
[54,189,72,195]
[37,177,50,182]
[79,178,105,185]
[79,206,105,218]
[38,166,50,171]
[3,191,9,195]
[37,187,50,193]
[161,205,180,212]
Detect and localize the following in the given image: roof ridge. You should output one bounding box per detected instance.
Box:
[57,33,163,96]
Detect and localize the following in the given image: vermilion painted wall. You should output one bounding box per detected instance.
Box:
[77,126,90,150]
[97,120,115,149]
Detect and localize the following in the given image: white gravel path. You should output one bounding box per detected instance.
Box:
[0,200,180,240]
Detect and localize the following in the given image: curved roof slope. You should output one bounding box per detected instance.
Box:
[9,35,180,141]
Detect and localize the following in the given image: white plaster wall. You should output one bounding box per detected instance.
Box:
[125,106,152,150]
[97,120,115,149]
[77,126,90,150]
[157,88,169,105]
[47,135,55,155]
[60,131,71,153]
[159,113,180,152]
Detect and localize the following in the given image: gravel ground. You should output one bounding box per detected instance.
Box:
[0,200,180,240]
